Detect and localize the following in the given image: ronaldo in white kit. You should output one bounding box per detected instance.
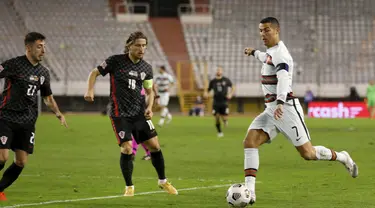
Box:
[154,66,174,126]
[243,17,358,205]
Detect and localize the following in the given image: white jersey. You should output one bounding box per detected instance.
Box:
[249,41,310,147]
[254,41,294,107]
[154,72,174,94]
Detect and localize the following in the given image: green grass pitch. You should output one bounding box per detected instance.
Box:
[1,115,374,208]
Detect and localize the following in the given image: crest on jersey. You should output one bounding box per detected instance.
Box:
[100,61,107,69]
[118,131,125,139]
[0,65,4,73]
[0,136,8,145]
[40,76,45,85]
[140,72,146,80]
[222,81,226,86]
[265,55,273,65]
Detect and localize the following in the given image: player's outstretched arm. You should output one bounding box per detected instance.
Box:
[43,95,68,128]
[84,68,100,102]
[244,47,267,63]
[144,79,154,119]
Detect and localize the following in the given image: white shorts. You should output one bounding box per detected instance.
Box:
[158,93,170,107]
[248,99,311,146]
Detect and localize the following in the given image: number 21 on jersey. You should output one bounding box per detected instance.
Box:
[27,85,37,96]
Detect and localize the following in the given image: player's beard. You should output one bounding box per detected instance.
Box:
[130,51,143,60]
[137,52,144,59]
[35,54,43,62]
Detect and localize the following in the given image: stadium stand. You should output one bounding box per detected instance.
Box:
[1,0,374,87]
[9,0,171,81]
[0,0,26,61]
[182,0,375,86]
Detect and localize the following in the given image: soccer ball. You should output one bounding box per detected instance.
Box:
[226,184,251,207]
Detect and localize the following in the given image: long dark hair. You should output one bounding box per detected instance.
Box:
[124,31,148,53]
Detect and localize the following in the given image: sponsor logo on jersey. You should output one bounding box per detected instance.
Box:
[308,102,368,118]
[29,75,39,81]
[0,136,8,145]
[265,55,273,65]
[129,70,138,77]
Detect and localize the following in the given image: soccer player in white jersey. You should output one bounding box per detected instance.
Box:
[154,66,174,127]
[243,17,358,205]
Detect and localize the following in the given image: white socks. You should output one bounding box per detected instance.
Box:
[159,108,171,126]
[158,179,167,184]
[244,148,259,191]
[313,146,346,163]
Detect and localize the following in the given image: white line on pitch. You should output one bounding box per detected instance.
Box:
[3,184,233,208]
[21,175,262,184]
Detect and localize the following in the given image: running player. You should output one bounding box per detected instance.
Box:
[204,66,234,137]
[243,17,358,205]
[84,31,177,196]
[0,32,67,200]
[154,66,174,127]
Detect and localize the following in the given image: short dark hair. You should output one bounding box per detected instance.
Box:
[159,66,166,71]
[124,31,148,53]
[24,32,46,46]
[260,17,280,28]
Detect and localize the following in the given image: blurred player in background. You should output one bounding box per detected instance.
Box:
[366,79,375,119]
[204,66,234,137]
[154,66,174,127]
[0,32,67,200]
[243,17,358,205]
[189,95,205,116]
[84,31,177,196]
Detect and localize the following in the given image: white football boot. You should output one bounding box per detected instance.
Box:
[340,151,358,178]
[249,190,256,205]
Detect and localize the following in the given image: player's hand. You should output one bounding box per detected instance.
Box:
[226,94,232,100]
[84,90,94,102]
[144,108,153,120]
[56,113,68,128]
[244,47,255,56]
[274,104,284,120]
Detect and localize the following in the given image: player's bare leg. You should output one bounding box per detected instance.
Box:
[0,149,8,201]
[243,129,269,205]
[166,109,172,124]
[370,106,375,120]
[120,140,135,196]
[143,137,177,195]
[158,106,167,127]
[0,149,9,172]
[221,115,229,127]
[159,101,172,125]
[0,149,27,201]
[215,114,224,137]
[296,141,358,178]
[140,142,151,161]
